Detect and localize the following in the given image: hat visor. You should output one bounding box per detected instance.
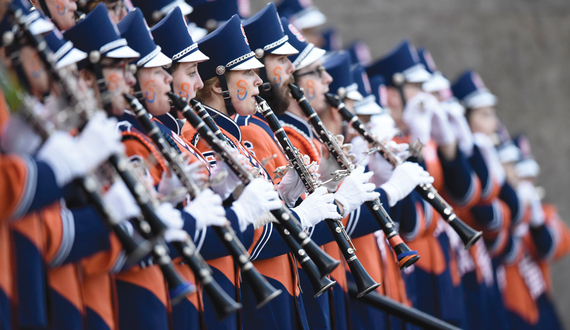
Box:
[231,57,264,71]
[271,42,299,56]
[465,91,497,109]
[498,144,521,164]
[346,90,363,101]
[56,48,88,70]
[179,49,210,63]
[293,8,326,30]
[162,0,193,16]
[188,23,208,41]
[355,100,383,115]
[404,67,432,84]
[106,45,141,60]
[29,18,54,35]
[422,72,450,92]
[143,51,173,68]
[516,159,540,178]
[296,47,326,70]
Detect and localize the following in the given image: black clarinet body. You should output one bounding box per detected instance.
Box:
[287,84,382,297]
[170,94,340,280]
[124,95,242,317]
[2,5,154,266]
[167,94,286,307]
[326,93,482,250]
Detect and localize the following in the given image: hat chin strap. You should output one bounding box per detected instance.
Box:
[36,0,53,20]
[89,52,114,114]
[217,73,236,117]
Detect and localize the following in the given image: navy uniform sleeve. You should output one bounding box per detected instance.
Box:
[468,145,494,200]
[438,148,477,206]
[57,206,112,266]
[499,182,524,226]
[530,225,555,259]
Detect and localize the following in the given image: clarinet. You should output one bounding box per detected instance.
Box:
[325,93,482,250]
[124,94,275,313]
[1,5,153,267]
[178,94,339,298]
[168,93,341,284]
[4,5,197,305]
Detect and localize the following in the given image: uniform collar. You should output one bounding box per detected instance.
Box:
[203,104,242,142]
[155,113,180,135]
[276,111,313,139]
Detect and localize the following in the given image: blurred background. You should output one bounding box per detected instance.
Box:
[249,0,570,326]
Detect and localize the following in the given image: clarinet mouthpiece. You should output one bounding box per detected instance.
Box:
[166,92,187,110]
[254,95,265,104]
[288,83,304,99]
[325,93,342,108]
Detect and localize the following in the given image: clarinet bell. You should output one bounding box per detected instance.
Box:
[169,281,196,306]
[449,217,483,250]
[301,258,337,298]
[202,279,242,319]
[350,259,382,298]
[391,240,420,270]
[302,241,340,278]
[241,264,282,308]
[119,231,153,268]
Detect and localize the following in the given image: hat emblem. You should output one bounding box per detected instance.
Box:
[240,25,249,45]
[216,65,226,75]
[378,84,388,108]
[255,48,264,59]
[362,72,371,94]
[471,72,486,90]
[288,23,305,42]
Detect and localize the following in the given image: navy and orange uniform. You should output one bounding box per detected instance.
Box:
[115,111,248,330]
[0,98,125,330]
[182,106,310,330]
[276,111,415,330]
[394,137,480,328]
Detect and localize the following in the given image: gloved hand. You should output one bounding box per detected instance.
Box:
[369,113,399,142]
[37,112,123,186]
[367,140,408,189]
[517,181,545,227]
[317,135,354,192]
[232,178,283,232]
[103,180,141,221]
[426,95,456,146]
[210,153,246,199]
[184,188,228,229]
[334,166,379,217]
[442,100,474,157]
[158,161,206,205]
[276,168,306,207]
[292,186,341,229]
[155,202,189,243]
[253,212,278,229]
[380,162,434,207]
[402,92,433,145]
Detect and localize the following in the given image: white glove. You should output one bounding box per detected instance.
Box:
[276,168,306,207]
[334,166,380,217]
[380,162,434,207]
[1,115,42,155]
[155,202,189,243]
[232,178,283,232]
[253,212,278,229]
[210,157,244,200]
[368,151,394,188]
[403,93,433,145]
[158,161,206,205]
[517,181,545,227]
[184,188,228,229]
[103,180,141,221]
[292,186,341,229]
[37,113,124,186]
[427,95,456,146]
[317,135,354,192]
[74,112,124,171]
[443,100,474,157]
[369,113,399,142]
